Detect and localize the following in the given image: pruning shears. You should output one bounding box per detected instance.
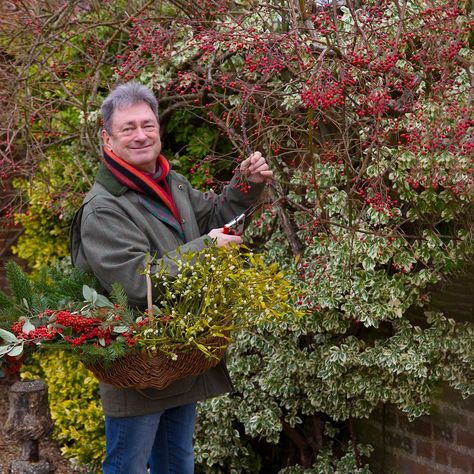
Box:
[223,213,246,235]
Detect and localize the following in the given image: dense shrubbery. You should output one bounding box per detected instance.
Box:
[12,145,96,269]
[1,0,473,471]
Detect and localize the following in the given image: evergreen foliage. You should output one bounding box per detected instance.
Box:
[2,0,473,471]
[77,339,130,367]
[5,261,33,309]
[0,261,97,322]
[108,283,135,323]
[11,148,97,270]
[0,288,15,316]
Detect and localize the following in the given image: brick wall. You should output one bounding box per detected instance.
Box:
[359,388,474,474]
[358,262,474,473]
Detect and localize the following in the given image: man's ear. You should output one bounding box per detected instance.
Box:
[102,129,111,148]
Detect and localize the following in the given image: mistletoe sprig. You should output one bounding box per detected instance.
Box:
[139,244,303,358]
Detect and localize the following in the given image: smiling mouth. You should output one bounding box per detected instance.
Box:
[130,144,152,150]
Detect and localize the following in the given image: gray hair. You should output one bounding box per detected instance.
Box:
[101,82,159,133]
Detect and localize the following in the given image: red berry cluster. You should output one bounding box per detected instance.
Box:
[233,179,251,195]
[252,209,277,234]
[355,89,391,117]
[370,53,400,74]
[176,71,199,96]
[11,321,60,342]
[115,18,174,81]
[9,310,137,349]
[301,76,345,111]
[311,10,338,36]
[347,49,372,68]
[244,50,286,76]
[54,310,102,332]
[356,186,397,218]
[53,311,118,347]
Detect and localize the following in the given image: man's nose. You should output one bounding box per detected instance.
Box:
[134,127,148,140]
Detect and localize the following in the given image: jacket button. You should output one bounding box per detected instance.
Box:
[181,218,186,224]
[178,184,184,190]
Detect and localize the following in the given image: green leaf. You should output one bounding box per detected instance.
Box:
[0,328,19,344]
[0,344,14,356]
[82,285,94,302]
[22,320,35,333]
[112,326,129,334]
[5,261,33,307]
[7,344,24,358]
[95,294,114,308]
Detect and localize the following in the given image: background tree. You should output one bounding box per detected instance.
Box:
[1,0,473,472]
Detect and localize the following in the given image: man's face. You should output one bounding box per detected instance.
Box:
[102,102,161,173]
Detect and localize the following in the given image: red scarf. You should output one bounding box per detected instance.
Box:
[102,147,181,223]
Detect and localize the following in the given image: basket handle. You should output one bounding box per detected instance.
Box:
[146,266,153,316]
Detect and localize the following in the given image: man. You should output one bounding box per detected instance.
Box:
[70,81,272,473]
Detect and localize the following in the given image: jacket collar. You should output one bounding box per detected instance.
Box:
[95,162,175,196]
[95,163,128,196]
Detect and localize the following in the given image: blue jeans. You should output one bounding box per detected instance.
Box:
[103,403,196,474]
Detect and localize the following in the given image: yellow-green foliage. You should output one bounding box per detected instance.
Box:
[22,352,105,471]
[13,145,96,270]
[13,193,70,270]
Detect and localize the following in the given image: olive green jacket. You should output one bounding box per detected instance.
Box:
[70,163,264,417]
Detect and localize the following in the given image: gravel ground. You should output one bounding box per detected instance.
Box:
[0,377,86,474]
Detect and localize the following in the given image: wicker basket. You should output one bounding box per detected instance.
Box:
[85,273,229,389]
[85,335,228,390]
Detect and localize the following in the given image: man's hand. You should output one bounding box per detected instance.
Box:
[208,228,243,248]
[240,151,273,183]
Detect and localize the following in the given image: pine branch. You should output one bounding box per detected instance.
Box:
[50,266,97,302]
[109,283,135,323]
[110,283,129,308]
[78,339,129,366]
[33,267,51,295]
[5,261,33,309]
[0,290,14,312]
[30,294,52,314]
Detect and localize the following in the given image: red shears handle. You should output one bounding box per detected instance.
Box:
[223,213,246,235]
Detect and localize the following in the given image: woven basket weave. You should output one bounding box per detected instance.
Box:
[85,273,229,389]
[85,336,228,390]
